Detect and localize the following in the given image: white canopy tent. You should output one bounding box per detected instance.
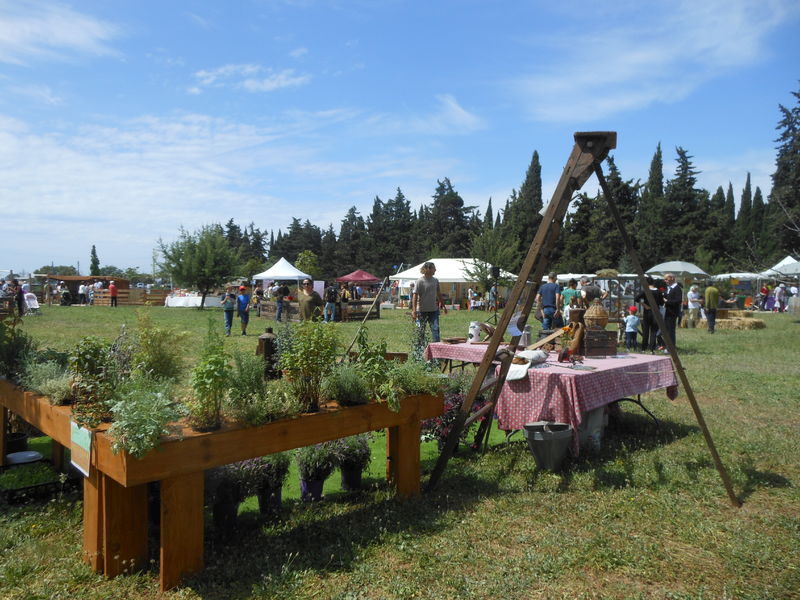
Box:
[390,258,517,307]
[390,258,516,284]
[710,272,761,281]
[759,255,800,277]
[252,257,310,282]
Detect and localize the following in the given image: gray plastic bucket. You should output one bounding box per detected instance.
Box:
[523,421,573,472]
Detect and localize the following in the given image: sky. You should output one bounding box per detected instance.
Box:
[1,0,799,275]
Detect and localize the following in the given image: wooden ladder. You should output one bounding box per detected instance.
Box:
[425,131,741,507]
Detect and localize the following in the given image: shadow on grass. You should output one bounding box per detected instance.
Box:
[738,466,792,502]
[182,472,502,599]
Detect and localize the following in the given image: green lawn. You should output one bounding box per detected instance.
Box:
[2,306,799,599]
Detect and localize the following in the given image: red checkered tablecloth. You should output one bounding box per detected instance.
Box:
[425,343,679,454]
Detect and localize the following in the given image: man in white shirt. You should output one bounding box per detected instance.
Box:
[686,285,702,328]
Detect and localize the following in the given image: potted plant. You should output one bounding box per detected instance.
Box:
[320,364,369,406]
[204,462,247,531]
[421,370,485,451]
[69,336,119,428]
[332,434,372,491]
[187,327,229,431]
[239,452,291,514]
[295,443,336,502]
[278,321,339,412]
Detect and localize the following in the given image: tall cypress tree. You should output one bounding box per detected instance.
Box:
[705,186,730,270]
[335,207,369,274]
[484,198,494,231]
[89,245,100,276]
[735,173,753,253]
[319,225,338,280]
[635,144,671,267]
[502,151,543,269]
[385,188,416,267]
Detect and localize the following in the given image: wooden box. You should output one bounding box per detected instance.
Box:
[583,329,618,357]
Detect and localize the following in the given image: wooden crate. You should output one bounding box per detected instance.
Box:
[583,329,618,356]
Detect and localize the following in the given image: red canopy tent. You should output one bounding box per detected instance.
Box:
[335,269,380,283]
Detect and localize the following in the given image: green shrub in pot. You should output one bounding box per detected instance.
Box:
[278,321,339,412]
[320,364,369,406]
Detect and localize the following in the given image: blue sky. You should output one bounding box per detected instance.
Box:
[1,0,798,275]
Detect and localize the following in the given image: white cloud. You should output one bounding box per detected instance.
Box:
[365,94,486,136]
[7,83,62,106]
[191,64,311,93]
[0,0,120,65]
[289,46,309,59]
[512,0,799,122]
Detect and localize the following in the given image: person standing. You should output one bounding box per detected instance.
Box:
[686,285,702,328]
[339,282,350,322]
[624,306,640,351]
[579,276,606,306]
[536,272,562,330]
[323,282,339,322]
[237,285,251,335]
[274,282,287,322]
[221,289,236,336]
[411,262,446,343]
[774,283,787,312]
[298,279,324,321]
[108,280,118,307]
[78,282,88,305]
[704,282,719,334]
[635,276,664,352]
[662,273,682,349]
[488,284,497,312]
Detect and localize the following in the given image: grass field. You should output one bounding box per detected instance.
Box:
[2,305,799,599]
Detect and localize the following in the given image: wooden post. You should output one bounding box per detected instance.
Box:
[51,440,65,472]
[160,471,204,591]
[0,406,7,467]
[83,468,104,572]
[386,411,422,498]
[101,474,149,577]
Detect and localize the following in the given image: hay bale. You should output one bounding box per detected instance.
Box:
[715,318,766,330]
[726,310,754,319]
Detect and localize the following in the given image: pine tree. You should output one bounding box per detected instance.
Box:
[366,196,394,277]
[384,188,416,267]
[557,192,593,272]
[429,178,474,257]
[770,85,800,254]
[89,245,100,276]
[665,147,703,252]
[335,207,369,274]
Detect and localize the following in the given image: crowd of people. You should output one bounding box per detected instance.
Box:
[0,278,119,316]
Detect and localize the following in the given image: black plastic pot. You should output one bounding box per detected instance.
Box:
[6,432,28,454]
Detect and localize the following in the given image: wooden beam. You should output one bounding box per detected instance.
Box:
[593,163,741,508]
[83,468,104,573]
[160,471,204,591]
[0,406,7,468]
[386,419,422,498]
[101,475,149,577]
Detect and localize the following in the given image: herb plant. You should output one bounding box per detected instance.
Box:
[278,321,339,412]
[295,443,336,482]
[108,376,183,458]
[320,364,369,406]
[187,324,229,430]
[331,434,372,471]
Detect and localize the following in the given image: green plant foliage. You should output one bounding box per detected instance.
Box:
[18,359,72,405]
[0,462,59,490]
[108,376,184,458]
[348,326,390,395]
[224,351,303,426]
[238,452,291,494]
[278,320,339,411]
[132,311,185,380]
[0,313,36,381]
[295,443,336,481]
[320,364,369,406]
[186,322,229,430]
[69,336,117,427]
[377,359,442,412]
[331,434,372,471]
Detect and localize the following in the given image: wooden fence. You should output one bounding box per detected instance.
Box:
[93,289,171,306]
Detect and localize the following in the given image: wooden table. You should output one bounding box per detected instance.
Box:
[424,343,678,453]
[0,379,442,591]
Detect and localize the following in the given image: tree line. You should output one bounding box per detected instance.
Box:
[43,86,798,290]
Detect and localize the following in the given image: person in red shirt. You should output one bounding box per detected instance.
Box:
[109,280,118,307]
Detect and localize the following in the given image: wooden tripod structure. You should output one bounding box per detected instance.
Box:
[426,131,741,507]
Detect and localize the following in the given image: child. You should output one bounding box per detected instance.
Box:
[624,305,640,351]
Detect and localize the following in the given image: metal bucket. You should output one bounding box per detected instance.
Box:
[523,422,572,472]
